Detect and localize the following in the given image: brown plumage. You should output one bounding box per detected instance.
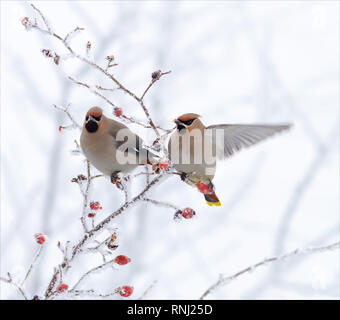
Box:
[80,107,151,178]
[169,113,292,206]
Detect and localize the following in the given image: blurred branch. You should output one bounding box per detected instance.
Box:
[21,245,44,286]
[69,258,118,292]
[200,241,340,300]
[141,70,171,101]
[53,104,82,130]
[141,197,180,211]
[138,280,157,300]
[0,273,28,300]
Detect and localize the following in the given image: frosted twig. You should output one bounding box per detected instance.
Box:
[45,268,59,299]
[95,84,117,92]
[141,197,180,211]
[21,245,44,286]
[1,274,28,300]
[138,280,157,300]
[64,26,84,45]
[68,76,170,131]
[141,70,171,101]
[70,175,165,261]
[53,104,81,130]
[31,4,52,34]
[79,160,92,233]
[72,288,120,298]
[68,76,118,108]
[199,241,340,300]
[70,258,117,292]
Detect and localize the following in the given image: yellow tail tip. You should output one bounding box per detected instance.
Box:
[206,200,221,207]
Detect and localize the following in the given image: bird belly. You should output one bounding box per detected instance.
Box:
[169,133,216,180]
[80,135,137,175]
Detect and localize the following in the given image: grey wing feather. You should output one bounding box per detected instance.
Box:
[206,124,292,159]
[107,118,142,155]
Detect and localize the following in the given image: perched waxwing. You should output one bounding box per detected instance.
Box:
[80,107,153,182]
[168,113,291,207]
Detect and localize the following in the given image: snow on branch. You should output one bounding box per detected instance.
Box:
[199,241,340,300]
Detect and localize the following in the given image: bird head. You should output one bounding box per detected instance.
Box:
[84,107,103,133]
[173,113,201,135]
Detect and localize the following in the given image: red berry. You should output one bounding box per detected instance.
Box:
[113,107,123,117]
[158,160,169,170]
[21,17,29,27]
[34,233,46,244]
[114,255,131,265]
[57,283,68,292]
[89,201,102,210]
[181,208,195,219]
[196,181,211,194]
[41,49,53,58]
[88,213,96,218]
[119,286,133,297]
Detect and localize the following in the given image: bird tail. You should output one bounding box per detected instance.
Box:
[204,192,221,207]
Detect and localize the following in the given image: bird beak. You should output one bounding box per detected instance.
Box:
[174,119,182,126]
[87,115,96,123]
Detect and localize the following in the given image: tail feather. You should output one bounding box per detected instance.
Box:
[204,192,221,207]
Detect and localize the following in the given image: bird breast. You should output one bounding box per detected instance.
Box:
[168,129,216,179]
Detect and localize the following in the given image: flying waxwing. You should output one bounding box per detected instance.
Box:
[168,113,291,207]
[80,107,153,182]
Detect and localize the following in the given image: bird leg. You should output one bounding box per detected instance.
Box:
[179,172,198,187]
[110,171,123,190]
[180,172,188,181]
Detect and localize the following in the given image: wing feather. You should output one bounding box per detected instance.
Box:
[206,124,291,159]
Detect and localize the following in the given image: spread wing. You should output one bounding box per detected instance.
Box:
[206,124,292,159]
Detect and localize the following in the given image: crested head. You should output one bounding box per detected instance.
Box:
[174,113,202,135]
[177,113,201,122]
[84,106,104,133]
[86,106,103,119]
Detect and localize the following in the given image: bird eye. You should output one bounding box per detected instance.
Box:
[93,115,101,121]
[86,116,89,121]
[181,119,194,126]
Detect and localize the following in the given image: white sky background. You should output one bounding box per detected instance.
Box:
[1,0,339,299]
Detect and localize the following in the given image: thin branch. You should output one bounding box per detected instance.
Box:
[141,197,180,211]
[141,70,171,101]
[31,4,52,34]
[199,241,340,300]
[80,160,91,233]
[70,175,164,261]
[68,76,171,132]
[64,26,84,45]
[44,268,59,299]
[138,280,157,300]
[1,275,28,300]
[70,258,117,292]
[21,245,44,285]
[53,104,81,129]
[68,76,118,108]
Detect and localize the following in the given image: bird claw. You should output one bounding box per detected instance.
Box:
[111,172,123,189]
[180,172,188,181]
